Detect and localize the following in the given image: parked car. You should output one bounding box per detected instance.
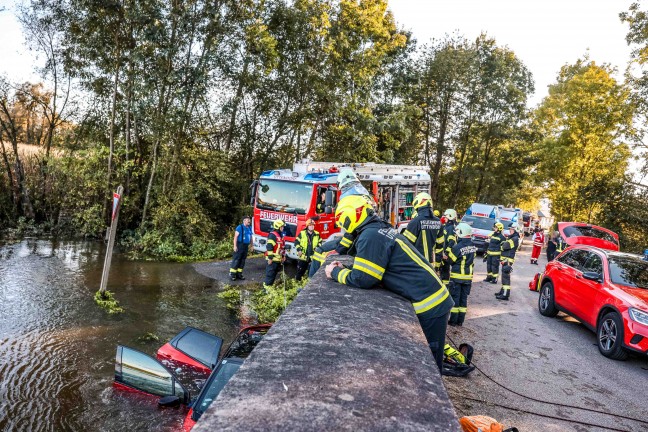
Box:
[537,246,648,359]
[114,324,271,430]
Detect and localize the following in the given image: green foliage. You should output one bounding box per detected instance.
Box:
[137,332,160,343]
[94,290,124,314]
[218,276,309,324]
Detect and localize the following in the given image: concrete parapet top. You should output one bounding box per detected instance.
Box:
[194,255,460,431]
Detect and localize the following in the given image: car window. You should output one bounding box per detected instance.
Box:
[582,253,603,274]
[556,249,589,270]
[608,255,648,289]
[563,226,618,245]
[461,215,495,231]
[172,328,222,368]
[191,359,242,421]
[116,346,188,401]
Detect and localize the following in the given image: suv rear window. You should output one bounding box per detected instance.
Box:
[608,256,648,289]
[563,226,617,245]
[556,249,589,270]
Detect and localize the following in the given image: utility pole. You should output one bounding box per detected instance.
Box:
[99,185,123,296]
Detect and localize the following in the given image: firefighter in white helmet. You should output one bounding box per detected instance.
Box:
[438,209,458,285]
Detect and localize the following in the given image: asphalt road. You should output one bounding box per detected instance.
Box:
[444,243,648,432]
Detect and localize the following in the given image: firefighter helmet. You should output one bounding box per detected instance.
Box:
[455,222,472,238]
[273,219,286,230]
[335,195,374,233]
[433,209,440,217]
[444,209,458,221]
[494,222,504,231]
[338,168,358,189]
[412,192,432,209]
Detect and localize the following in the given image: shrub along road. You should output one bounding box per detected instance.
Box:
[445,246,648,431]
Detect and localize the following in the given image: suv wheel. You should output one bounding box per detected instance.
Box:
[597,312,629,360]
[538,282,559,317]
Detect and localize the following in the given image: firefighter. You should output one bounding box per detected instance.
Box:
[555,232,568,255]
[530,227,545,265]
[496,225,520,301]
[438,209,458,285]
[309,231,355,278]
[295,219,321,281]
[230,215,253,281]
[403,192,442,264]
[447,223,478,326]
[264,219,286,290]
[483,222,506,283]
[325,195,454,371]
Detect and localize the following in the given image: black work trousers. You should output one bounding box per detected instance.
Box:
[448,281,471,325]
[264,261,281,288]
[439,260,451,285]
[296,259,311,281]
[230,245,249,276]
[486,254,500,280]
[501,263,513,295]
[417,310,450,371]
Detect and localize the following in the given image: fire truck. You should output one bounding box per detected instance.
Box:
[250,160,431,259]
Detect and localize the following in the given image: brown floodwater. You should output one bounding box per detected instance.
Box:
[0,239,239,432]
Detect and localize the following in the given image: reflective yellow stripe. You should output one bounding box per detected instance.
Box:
[229,268,237,272]
[502,285,510,291]
[451,307,460,313]
[312,252,325,263]
[487,250,501,256]
[422,233,430,261]
[457,307,467,313]
[403,230,416,243]
[340,237,353,247]
[353,257,385,280]
[450,273,473,280]
[267,239,276,246]
[337,268,351,284]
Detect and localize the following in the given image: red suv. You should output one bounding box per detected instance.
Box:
[537,246,648,359]
[557,222,619,251]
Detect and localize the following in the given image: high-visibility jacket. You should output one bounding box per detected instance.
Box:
[295,229,321,261]
[336,231,355,254]
[447,237,478,282]
[532,231,545,247]
[486,231,506,256]
[439,221,457,256]
[331,216,454,317]
[403,206,443,264]
[265,230,285,262]
[501,231,520,264]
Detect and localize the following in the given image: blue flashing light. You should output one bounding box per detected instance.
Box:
[489,209,496,218]
[304,173,338,181]
[465,208,472,215]
[260,170,273,177]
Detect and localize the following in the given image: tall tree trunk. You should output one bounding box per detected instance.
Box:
[225,59,249,152]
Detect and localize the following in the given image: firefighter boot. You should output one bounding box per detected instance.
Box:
[494,288,503,296]
[496,288,510,301]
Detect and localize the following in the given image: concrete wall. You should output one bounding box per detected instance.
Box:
[194,255,461,432]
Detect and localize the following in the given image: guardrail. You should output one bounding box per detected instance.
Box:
[194,255,461,431]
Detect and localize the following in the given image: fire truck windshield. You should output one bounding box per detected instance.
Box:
[257,179,314,214]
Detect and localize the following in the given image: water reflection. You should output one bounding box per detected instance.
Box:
[0,239,238,432]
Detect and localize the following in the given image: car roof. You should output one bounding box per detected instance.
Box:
[569,245,643,260]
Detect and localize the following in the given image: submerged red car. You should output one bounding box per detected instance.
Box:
[114,324,271,430]
[537,246,648,359]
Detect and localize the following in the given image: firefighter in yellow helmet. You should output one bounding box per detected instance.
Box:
[484,222,506,284]
[446,222,477,326]
[402,192,443,265]
[496,225,520,301]
[264,219,286,290]
[295,218,321,281]
[325,195,454,371]
[438,209,458,285]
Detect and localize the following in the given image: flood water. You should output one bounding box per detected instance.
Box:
[0,239,239,432]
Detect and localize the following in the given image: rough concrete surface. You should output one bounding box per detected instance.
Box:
[444,244,648,432]
[194,255,461,432]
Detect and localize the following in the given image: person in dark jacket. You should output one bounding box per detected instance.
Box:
[325,195,454,371]
[483,222,506,283]
[446,223,477,326]
[264,219,286,290]
[438,209,458,285]
[403,192,443,265]
[546,231,558,262]
[295,219,321,281]
[309,231,355,278]
[496,225,520,301]
[230,216,252,281]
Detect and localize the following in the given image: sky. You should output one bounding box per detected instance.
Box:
[388,0,636,106]
[0,0,637,107]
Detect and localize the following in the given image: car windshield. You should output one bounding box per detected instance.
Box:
[256,179,313,214]
[608,256,648,289]
[462,215,495,231]
[191,360,242,420]
[563,226,617,245]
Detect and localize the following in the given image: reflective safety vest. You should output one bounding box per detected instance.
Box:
[447,237,478,281]
[486,232,506,256]
[533,232,545,248]
[265,230,285,262]
[556,237,568,253]
[501,232,520,264]
[295,229,321,261]
[330,216,453,317]
[438,221,457,257]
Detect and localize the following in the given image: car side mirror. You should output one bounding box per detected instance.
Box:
[158,395,181,408]
[582,271,602,283]
[325,189,335,214]
[249,180,258,206]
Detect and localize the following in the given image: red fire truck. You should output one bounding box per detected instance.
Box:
[250,160,432,259]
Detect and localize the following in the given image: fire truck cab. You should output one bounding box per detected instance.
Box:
[251,160,431,259]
